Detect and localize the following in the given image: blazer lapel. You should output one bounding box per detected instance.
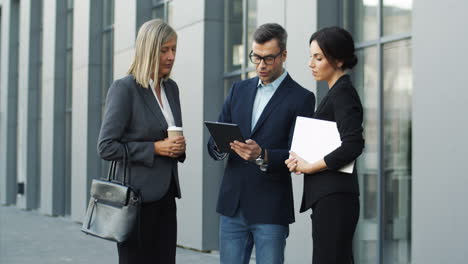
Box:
[164,80,182,127]
[136,83,168,129]
[314,93,329,116]
[314,75,349,116]
[250,74,292,137]
[239,77,259,138]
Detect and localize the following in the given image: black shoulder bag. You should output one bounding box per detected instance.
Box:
[81,144,141,243]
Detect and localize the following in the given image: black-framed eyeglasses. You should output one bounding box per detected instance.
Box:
[249,50,283,65]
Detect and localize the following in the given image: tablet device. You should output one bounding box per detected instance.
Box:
[204,121,245,153]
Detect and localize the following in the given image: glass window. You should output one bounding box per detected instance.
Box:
[383,39,412,264]
[246,0,257,68]
[153,4,164,19]
[101,0,114,114]
[152,0,172,23]
[353,46,379,264]
[383,0,412,36]
[343,0,378,42]
[224,0,257,84]
[343,1,412,264]
[225,0,243,73]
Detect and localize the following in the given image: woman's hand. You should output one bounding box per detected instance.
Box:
[154,136,186,158]
[285,151,310,175]
[285,151,328,175]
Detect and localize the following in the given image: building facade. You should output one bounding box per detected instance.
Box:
[1,0,467,263]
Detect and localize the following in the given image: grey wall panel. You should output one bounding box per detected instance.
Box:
[202,0,224,250]
[0,0,19,205]
[171,20,205,250]
[16,0,42,210]
[170,0,223,250]
[70,0,103,221]
[412,0,468,263]
[284,0,317,263]
[114,0,136,80]
[40,0,67,216]
[257,0,285,25]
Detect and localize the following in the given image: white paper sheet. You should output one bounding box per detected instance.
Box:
[290,116,354,174]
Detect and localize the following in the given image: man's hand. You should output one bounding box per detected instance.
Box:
[230,139,261,161]
[154,136,186,158]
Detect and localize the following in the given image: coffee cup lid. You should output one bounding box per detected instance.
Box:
[167,126,183,131]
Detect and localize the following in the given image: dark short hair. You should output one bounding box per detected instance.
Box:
[309,26,358,70]
[253,23,287,51]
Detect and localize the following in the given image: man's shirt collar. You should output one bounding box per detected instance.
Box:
[257,69,288,89]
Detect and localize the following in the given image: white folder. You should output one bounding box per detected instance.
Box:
[290,116,354,174]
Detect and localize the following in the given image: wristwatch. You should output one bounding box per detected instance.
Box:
[255,148,265,165]
[255,148,268,172]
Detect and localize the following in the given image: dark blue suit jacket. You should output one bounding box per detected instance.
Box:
[207,74,315,225]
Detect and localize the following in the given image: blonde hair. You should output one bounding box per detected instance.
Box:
[128,19,177,88]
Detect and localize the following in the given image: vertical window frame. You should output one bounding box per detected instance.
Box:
[342,1,413,263]
[100,0,115,179]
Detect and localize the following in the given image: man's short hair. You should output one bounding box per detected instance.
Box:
[252,23,288,51]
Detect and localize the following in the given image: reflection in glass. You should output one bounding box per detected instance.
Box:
[152,1,172,23]
[67,10,73,47]
[152,5,165,20]
[225,0,243,73]
[247,0,257,68]
[383,39,412,264]
[352,46,379,264]
[224,0,256,75]
[383,0,412,36]
[343,0,378,42]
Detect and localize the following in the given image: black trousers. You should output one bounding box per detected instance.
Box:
[311,193,360,264]
[117,182,177,264]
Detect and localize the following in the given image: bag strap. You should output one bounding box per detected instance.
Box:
[122,143,130,185]
[106,160,117,181]
[104,143,131,186]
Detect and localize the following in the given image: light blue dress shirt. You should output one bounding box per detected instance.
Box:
[251,70,288,130]
[212,70,288,158]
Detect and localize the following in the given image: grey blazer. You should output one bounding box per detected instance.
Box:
[97,75,185,202]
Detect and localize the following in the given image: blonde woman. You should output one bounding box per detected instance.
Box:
[98,19,185,264]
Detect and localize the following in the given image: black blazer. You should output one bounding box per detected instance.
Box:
[208,74,315,225]
[300,74,364,212]
[97,75,185,203]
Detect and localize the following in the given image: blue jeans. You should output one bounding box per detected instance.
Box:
[219,209,289,264]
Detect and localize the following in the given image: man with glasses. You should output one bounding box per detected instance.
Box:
[208,23,315,263]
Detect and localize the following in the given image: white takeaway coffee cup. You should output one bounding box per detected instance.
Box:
[167,126,183,138]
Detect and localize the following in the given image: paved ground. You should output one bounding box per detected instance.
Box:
[0,205,222,264]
